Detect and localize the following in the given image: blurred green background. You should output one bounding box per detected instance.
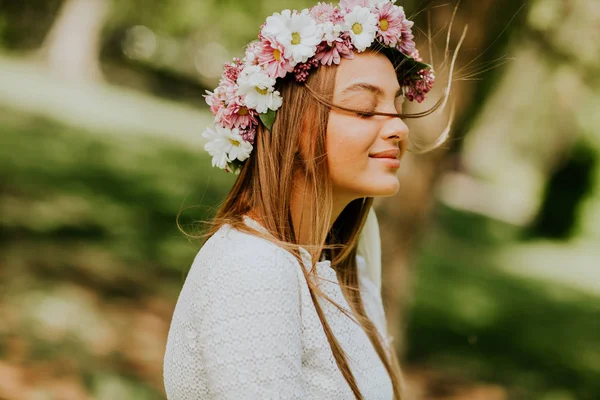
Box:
[0,0,598,399]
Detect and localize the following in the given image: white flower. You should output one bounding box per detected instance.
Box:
[236,65,283,113]
[262,9,322,64]
[339,0,391,11]
[202,124,253,169]
[344,6,378,52]
[319,21,345,45]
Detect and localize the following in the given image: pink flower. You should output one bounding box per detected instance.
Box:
[410,49,423,62]
[402,68,435,103]
[204,88,226,118]
[239,125,257,145]
[256,37,295,79]
[293,58,320,82]
[339,0,374,11]
[222,58,244,83]
[396,17,416,56]
[310,2,338,24]
[221,97,259,130]
[314,35,355,66]
[374,2,406,47]
[204,79,237,119]
[257,21,267,41]
[244,41,262,66]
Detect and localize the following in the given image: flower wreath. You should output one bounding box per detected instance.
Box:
[203,0,435,174]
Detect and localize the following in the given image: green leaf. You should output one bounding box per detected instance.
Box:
[403,54,433,73]
[259,109,277,131]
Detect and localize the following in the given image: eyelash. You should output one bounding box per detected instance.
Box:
[356,111,374,119]
[354,100,404,119]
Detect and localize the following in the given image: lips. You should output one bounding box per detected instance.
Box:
[369,149,400,159]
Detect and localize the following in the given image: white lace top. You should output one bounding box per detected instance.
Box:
[163,215,393,399]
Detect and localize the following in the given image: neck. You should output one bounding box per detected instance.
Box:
[246,172,356,260]
[289,169,354,259]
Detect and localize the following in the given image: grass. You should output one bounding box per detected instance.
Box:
[0,107,232,398]
[407,231,600,399]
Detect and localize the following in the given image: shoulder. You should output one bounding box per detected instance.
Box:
[177,224,305,328]
[199,223,299,269]
[164,224,308,399]
[188,224,302,290]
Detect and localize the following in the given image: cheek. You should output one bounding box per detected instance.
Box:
[326,113,377,177]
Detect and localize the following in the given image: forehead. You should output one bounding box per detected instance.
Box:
[334,51,400,95]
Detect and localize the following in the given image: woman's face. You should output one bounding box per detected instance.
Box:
[326,50,409,200]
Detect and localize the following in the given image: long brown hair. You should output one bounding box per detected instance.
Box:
[179,46,451,399]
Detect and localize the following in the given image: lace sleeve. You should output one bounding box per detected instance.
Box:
[163,235,307,399]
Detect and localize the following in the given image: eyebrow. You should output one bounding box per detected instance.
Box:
[340,82,403,99]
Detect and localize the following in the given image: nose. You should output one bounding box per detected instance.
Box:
[380,115,409,143]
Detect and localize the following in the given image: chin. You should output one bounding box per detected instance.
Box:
[372,187,400,197]
[363,178,400,197]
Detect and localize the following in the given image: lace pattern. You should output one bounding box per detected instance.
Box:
[162,216,393,399]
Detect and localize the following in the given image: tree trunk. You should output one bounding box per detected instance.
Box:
[39,0,111,81]
[378,0,528,355]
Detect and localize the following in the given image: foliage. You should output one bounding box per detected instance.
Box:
[1,107,599,398]
[0,107,234,398]
[408,222,600,399]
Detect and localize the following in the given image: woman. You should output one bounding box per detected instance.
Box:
[163,1,442,398]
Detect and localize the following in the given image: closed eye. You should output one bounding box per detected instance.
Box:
[356,110,375,119]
